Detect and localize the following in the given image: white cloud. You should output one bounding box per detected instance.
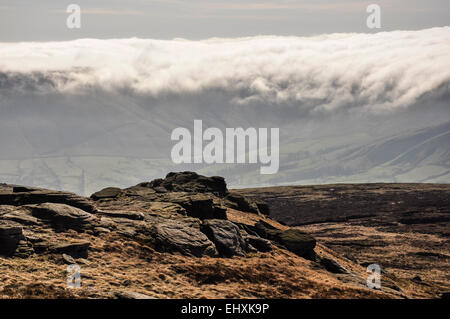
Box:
[0,27,449,115]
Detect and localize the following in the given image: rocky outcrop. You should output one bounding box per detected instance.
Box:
[201,219,248,257]
[0,172,315,262]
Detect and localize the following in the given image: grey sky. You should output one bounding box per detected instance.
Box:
[0,0,449,41]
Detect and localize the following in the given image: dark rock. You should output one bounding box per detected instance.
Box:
[91,187,122,200]
[99,210,145,221]
[47,242,90,258]
[412,275,422,282]
[13,186,39,193]
[224,192,259,214]
[0,223,23,256]
[201,219,248,257]
[320,257,349,274]
[166,193,227,220]
[151,220,218,257]
[145,172,228,196]
[253,221,316,258]
[245,235,272,252]
[25,203,96,231]
[255,202,270,216]
[441,292,450,299]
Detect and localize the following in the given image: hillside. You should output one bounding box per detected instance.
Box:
[237,183,450,295]
[1,172,448,298]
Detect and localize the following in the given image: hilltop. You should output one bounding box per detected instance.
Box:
[0,172,447,298]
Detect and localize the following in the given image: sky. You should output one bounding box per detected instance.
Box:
[1,0,450,41]
[0,1,449,193]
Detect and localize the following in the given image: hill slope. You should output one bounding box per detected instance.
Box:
[1,172,438,299]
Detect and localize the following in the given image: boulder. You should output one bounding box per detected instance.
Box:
[0,206,39,225]
[62,253,76,264]
[144,172,228,196]
[320,257,349,274]
[165,193,227,220]
[224,192,259,214]
[0,223,23,256]
[0,185,96,213]
[201,219,248,257]
[151,220,218,257]
[245,235,272,252]
[43,242,90,258]
[254,221,316,258]
[25,203,96,231]
[91,187,122,200]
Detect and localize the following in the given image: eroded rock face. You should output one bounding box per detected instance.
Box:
[24,203,96,231]
[201,219,248,257]
[151,220,218,257]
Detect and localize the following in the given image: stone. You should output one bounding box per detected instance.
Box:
[165,193,227,220]
[255,202,270,216]
[48,242,90,258]
[201,219,248,257]
[245,235,272,252]
[320,257,349,274]
[224,192,259,214]
[151,220,218,257]
[25,203,96,231]
[0,185,97,213]
[144,172,228,196]
[0,223,23,256]
[254,221,316,258]
[2,210,39,225]
[62,253,76,264]
[91,187,122,200]
[114,291,154,299]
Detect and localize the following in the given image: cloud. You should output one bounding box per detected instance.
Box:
[0,27,449,116]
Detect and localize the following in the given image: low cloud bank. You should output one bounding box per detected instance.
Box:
[0,27,449,115]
